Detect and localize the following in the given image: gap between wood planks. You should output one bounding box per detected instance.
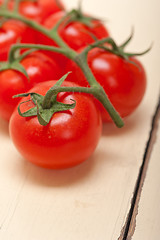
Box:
[118,96,160,240]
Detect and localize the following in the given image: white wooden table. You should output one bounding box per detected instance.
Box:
[0,0,159,239]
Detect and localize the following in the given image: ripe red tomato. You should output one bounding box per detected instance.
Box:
[0,51,62,121]
[65,48,147,122]
[9,80,102,169]
[0,19,35,61]
[38,0,65,21]
[0,0,65,23]
[37,10,109,68]
[39,10,109,50]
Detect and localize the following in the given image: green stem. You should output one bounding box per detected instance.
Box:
[14,0,21,12]
[78,36,122,59]
[74,48,124,127]
[94,87,124,127]
[74,53,98,86]
[0,10,50,33]
[8,43,77,62]
[16,49,37,62]
[42,85,124,128]
[90,37,119,51]
[42,86,96,109]
[2,0,9,8]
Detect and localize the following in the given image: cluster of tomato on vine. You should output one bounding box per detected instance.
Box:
[0,0,149,169]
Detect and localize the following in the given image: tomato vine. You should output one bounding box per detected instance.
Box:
[0,0,151,169]
[0,1,125,127]
[0,0,150,127]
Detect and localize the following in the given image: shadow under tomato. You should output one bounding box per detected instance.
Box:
[7,142,121,189]
[102,111,144,137]
[12,154,98,187]
[0,118,9,136]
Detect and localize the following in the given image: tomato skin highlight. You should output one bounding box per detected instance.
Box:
[39,11,109,50]
[18,0,64,23]
[9,81,102,169]
[0,0,64,23]
[0,51,62,121]
[0,19,35,61]
[66,48,147,122]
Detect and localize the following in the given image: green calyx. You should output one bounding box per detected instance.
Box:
[91,31,151,61]
[13,73,76,126]
[0,17,8,27]
[0,48,37,78]
[0,60,28,78]
[63,2,102,29]
[67,9,98,27]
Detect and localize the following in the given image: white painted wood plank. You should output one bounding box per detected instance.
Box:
[0,1,159,240]
[132,115,160,240]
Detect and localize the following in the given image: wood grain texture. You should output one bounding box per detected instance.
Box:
[118,102,160,240]
[132,108,160,240]
[0,0,159,240]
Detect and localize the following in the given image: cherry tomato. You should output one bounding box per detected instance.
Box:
[38,0,65,21]
[9,80,102,169]
[0,0,65,23]
[65,48,147,122]
[0,19,35,61]
[0,51,62,121]
[39,10,109,50]
[36,10,109,69]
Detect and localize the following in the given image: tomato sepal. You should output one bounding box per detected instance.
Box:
[13,73,76,126]
[66,8,100,28]
[0,60,29,78]
[37,98,76,126]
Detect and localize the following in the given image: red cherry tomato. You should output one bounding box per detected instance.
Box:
[19,0,64,23]
[65,48,147,122]
[9,80,102,169]
[0,51,62,121]
[39,10,109,50]
[0,19,35,61]
[0,0,65,23]
[37,10,109,68]
[38,0,65,21]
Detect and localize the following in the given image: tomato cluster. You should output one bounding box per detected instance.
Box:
[0,0,147,169]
